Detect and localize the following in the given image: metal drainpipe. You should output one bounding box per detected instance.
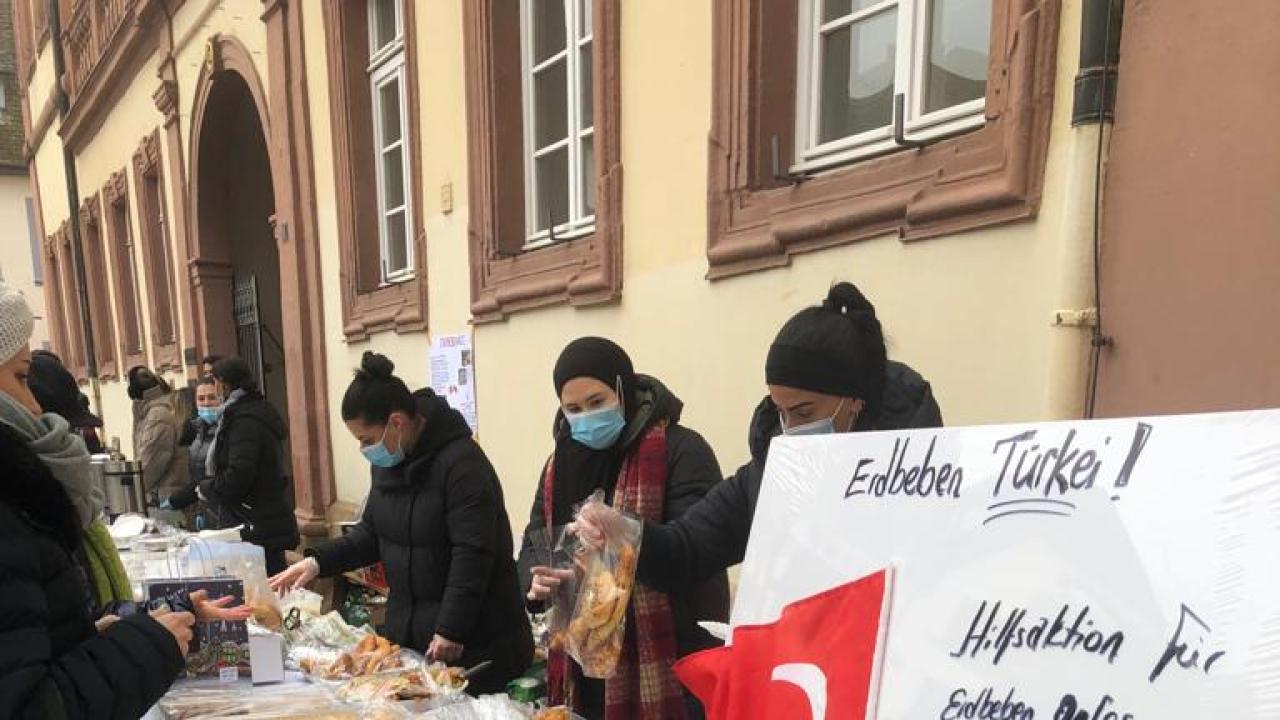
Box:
[48,0,104,423]
[1044,0,1124,420]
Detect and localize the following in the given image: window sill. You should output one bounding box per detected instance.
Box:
[792,113,987,177]
[379,271,416,288]
[522,222,597,251]
[343,273,427,342]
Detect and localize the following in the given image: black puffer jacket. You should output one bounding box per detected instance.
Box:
[199,391,299,553]
[312,390,533,695]
[0,424,184,719]
[637,361,943,592]
[517,375,731,658]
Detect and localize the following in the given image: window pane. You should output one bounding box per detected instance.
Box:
[581,136,595,216]
[532,0,566,65]
[579,42,593,128]
[925,0,990,114]
[371,0,398,54]
[378,79,403,148]
[535,147,570,232]
[382,147,405,210]
[580,0,592,38]
[385,209,408,273]
[818,9,896,144]
[534,60,568,149]
[823,0,880,23]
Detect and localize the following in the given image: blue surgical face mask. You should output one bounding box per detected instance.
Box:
[781,399,847,437]
[197,406,221,425]
[567,404,627,450]
[361,421,405,468]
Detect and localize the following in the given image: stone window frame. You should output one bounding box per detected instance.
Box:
[462,0,623,323]
[322,0,429,342]
[45,224,83,380]
[101,170,147,372]
[76,194,118,380]
[131,130,181,371]
[706,0,1060,279]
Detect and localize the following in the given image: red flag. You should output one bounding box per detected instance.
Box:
[676,569,891,720]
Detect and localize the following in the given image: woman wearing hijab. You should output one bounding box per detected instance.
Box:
[0,281,206,717]
[270,353,533,695]
[521,337,730,720]
[574,282,942,602]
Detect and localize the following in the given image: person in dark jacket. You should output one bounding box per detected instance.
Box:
[201,356,298,575]
[270,352,533,696]
[168,375,233,530]
[521,337,729,720]
[0,279,197,719]
[27,349,105,454]
[576,282,943,596]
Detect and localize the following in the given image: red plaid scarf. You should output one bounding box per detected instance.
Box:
[544,425,688,720]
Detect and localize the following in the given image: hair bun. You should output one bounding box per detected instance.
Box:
[360,351,396,379]
[823,281,876,317]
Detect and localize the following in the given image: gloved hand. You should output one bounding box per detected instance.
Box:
[159,498,174,510]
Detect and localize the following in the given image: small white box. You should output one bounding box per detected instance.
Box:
[248,631,285,685]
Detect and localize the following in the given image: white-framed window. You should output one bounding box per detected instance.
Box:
[520,0,595,250]
[794,0,991,173]
[368,0,413,283]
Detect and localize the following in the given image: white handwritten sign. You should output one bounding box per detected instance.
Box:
[731,410,1280,719]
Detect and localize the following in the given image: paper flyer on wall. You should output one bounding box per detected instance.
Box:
[429,333,478,434]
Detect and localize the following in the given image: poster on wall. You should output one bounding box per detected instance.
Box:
[429,333,478,433]
[680,409,1280,719]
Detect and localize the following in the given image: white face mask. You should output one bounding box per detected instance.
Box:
[781,399,847,437]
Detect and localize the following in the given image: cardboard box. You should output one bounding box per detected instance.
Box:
[248,630,285,685]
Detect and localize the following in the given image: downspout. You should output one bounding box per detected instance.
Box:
[1044,0,1123,420]
[48,0,103,423]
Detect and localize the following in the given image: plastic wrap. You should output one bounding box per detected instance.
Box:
[713,409,1280,718]
[564,490,641,679]
[527,524,580,656]
[185,539,282,631]
[156,682,356,719]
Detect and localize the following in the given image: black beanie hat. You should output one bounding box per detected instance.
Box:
[553,337,637,414]
[766,282,888,418]
[28,350,102,428]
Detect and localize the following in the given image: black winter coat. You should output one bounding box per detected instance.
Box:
[198,391,299,553]
[517,375,731,659]
[312,390,533,694]
[638,361,943,592]
[0,424,184,719]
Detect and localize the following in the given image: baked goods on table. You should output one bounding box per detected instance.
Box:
[334,669,435,703]
[299,633,405,680]
[533,707,571,720]
[424,662,468,693]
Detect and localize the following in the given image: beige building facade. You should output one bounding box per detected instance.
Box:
[19,0,1107,537]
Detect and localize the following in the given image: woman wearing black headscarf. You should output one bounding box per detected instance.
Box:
[574,282,943,599]
[518,337,729,720]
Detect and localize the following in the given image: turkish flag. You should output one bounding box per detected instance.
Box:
[675,569,892,720]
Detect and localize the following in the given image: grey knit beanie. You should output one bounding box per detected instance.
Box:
[0,281,34,364]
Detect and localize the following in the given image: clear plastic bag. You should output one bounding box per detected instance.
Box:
[185,539,283,631]
[529,524,580,656]
[564,490,641,679]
